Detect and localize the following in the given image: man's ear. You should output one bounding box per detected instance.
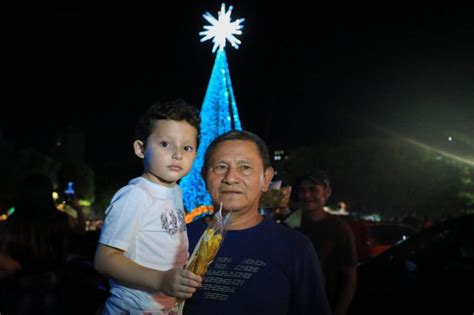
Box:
[133,140,145,159]
[325,186,332,200]
[201,167,212,191]
[261,167,275,192]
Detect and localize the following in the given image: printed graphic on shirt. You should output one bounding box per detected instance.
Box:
[201,257,267,301]
[161,209,186,235]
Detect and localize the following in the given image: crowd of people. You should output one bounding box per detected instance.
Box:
[0,99,368,314]
[0,173,108,314]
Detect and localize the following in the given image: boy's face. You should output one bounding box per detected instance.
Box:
[134,119,197,187]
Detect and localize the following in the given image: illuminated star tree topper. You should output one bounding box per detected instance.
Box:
[199,3,245,53]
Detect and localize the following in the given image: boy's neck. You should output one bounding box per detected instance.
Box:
[142,173,177,188]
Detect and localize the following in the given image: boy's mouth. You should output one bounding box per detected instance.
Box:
[168,165,183,171]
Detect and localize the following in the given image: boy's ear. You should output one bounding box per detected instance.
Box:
[133,140,145,159]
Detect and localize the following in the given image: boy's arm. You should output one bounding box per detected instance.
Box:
[94,243,202,299]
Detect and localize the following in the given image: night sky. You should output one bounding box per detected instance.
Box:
[1,3,473,173]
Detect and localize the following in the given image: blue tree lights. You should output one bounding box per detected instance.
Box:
[180,4,244,214]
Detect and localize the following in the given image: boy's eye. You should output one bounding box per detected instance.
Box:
[159,141,170,148]
[184,145,194,152]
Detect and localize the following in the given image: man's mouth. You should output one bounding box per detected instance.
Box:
[220,190,243,194]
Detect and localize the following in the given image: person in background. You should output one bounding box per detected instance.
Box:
[285,170,357,315]
[0,172,71,314]
[94,99,202,314]
[184,130,330,315]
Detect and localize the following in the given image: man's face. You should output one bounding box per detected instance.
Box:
[204,140,273,215]
[297,180,331,212]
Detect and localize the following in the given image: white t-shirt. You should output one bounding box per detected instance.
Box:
[99,176,188,313]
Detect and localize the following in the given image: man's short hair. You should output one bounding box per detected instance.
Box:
[294,169,331,188]
[203,130,272,171]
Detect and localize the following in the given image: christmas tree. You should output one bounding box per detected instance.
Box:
[180,4,244,216]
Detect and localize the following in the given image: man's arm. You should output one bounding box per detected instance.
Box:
[333,265,357,315]
[94,244,201,299]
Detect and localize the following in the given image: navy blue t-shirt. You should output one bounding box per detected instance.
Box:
[184,216,330,315]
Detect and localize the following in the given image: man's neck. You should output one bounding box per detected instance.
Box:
[225,209,263,230]
[302,207,327,223]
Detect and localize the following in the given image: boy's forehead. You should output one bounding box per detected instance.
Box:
[152,119,197,134]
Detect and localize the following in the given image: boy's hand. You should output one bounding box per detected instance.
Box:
[159,267,202,299]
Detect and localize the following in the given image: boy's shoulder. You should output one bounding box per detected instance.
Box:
[106,177,150,207]
[115,177,181,200]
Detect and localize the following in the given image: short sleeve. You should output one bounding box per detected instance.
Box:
[99,186,149,251]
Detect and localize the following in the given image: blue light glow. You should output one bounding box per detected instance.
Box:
[65,181,75,195]
[180,48,242,214]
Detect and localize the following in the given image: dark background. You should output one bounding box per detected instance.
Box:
[1,3,473,184]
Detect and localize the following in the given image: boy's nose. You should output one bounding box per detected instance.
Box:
[172,149,183,160]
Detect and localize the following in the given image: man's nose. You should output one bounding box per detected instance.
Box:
[223,167,239,184]
[299,189,310,198]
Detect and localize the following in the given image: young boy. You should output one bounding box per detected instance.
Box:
[94,99,203,314]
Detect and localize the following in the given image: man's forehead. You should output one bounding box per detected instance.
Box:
[299,180,326,188]
[211,140,260,162]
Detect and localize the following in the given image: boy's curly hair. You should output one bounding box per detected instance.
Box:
[135,99,201,147]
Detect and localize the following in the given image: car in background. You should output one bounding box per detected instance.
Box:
[348,214,474,314]
[345,219,418,262]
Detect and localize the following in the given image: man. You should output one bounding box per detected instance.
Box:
[286,170,357,315]
[184,130,330,315]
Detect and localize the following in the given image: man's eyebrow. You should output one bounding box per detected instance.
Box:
[211,160,228,165]
[236,159,252,164]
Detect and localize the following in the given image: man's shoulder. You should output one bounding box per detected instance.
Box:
[328,215,353,231]
[283,209,302,228]
[263,218,313,248]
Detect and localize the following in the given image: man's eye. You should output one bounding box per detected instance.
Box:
[159,141,170,148]
[213,165,228,173]
[239,165,252,172]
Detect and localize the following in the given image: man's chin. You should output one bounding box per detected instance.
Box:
[221,201,244,212]
[302,203,320,211]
